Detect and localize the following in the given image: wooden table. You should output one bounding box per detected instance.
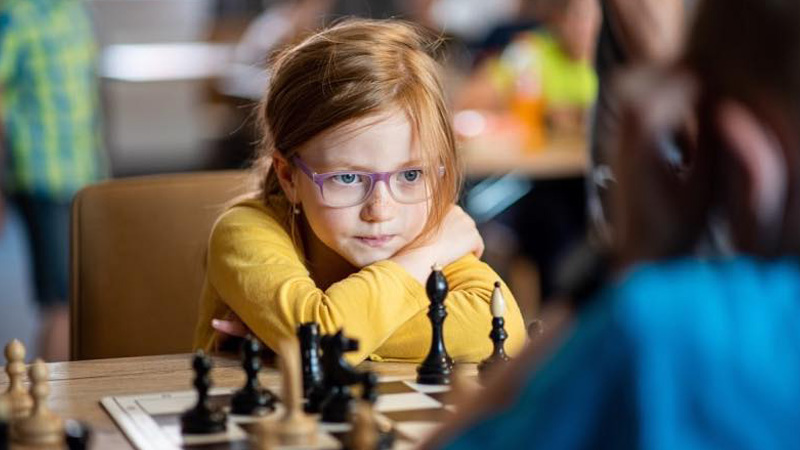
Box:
[0,354,420,449]
[461,133,588,179]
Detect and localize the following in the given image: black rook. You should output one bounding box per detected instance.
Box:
[297,322,323,399]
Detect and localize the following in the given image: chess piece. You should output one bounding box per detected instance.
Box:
[348,401,377,450]
[361,371,378,405]
[2,339,33,420]
[231,336,276,415]
[0,393,9,450]
[257,339,317,449]
[297,322,323,399]
[298,322,329,415]
[300,323,327,414]
[64,419,92,450]
[11,359,64,447]
[181,351,227,434]
[527,319,544,339]
[478,282,511,380]
[319,331,376,423]
[374,415,395,450]
[416,265,454,385]
[348,400,395,450]
[446,364,480,409]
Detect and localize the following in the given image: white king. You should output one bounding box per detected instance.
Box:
[490,282,506,319]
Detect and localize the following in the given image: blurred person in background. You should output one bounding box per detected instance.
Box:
[220,0,439,102]
[0,142,39,359]
[425,0,800,447]
[456,0,600,135]
[453,0,600,306]
[588,0,687,241]
[0,0,106,360]
[457,0,684,305]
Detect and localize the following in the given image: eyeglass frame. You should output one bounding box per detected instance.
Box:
[292,155,444,207]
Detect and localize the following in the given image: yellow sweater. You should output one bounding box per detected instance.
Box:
[193,197,526,364]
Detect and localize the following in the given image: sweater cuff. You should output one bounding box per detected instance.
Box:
[371,260,428,309]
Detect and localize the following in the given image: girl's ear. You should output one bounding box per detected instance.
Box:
[716,101,788,253]
[273,153,299,204]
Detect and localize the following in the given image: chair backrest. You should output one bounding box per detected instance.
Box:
[70,171,252,360]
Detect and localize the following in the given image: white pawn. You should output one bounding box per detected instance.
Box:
[2,339,33,420]
[349,401,378,450]
[491,281,506,319]
[255,339,317,449]
[0,394,9,421]
[11,359,64,447]
[478,282,511,379]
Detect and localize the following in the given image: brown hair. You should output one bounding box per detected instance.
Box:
[253,18,462,244]
[686,0,800,115]
[684,0,800,254]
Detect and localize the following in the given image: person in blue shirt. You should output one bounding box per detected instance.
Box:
[423,0,800,448]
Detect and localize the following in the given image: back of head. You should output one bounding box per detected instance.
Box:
[683,0,800,255]
[255,18,461,239]
[687,0,800,116]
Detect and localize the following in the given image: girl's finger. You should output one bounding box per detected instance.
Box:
[211,319,249,337]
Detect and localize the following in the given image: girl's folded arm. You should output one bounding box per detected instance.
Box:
[441,254,527,362]
[207,213,428,363]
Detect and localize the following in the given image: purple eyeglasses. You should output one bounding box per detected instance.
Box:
[293,156,444,208]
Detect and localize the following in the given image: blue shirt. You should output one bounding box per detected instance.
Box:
[444,257,800,449]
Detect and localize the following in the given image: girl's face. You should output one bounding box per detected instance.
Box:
[289,110,430,268]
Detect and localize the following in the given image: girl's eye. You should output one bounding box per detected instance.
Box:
[332,173,362,185]
[400,169,422,182]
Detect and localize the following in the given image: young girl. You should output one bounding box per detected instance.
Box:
[193,19,526,364]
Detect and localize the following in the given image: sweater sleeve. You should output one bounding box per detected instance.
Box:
[206,204,428,363]
[371,254,527,363]
[443,254,527,360]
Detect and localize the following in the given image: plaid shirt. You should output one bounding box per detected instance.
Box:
[0,0,105,201]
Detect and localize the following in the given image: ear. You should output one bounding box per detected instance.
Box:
[716,101,787,252]
[272,153,299,204]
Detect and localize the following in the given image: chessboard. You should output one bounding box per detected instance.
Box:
[101,374,464,450]
[99,266,504,450]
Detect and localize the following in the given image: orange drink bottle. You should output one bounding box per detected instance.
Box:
[505,36,547,152]
[511,75,546,152]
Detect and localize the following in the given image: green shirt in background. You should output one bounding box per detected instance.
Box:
[490,31,599,109]
[0,0,105,202]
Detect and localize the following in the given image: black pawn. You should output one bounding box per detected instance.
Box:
[298,322,324,398]
[231,336,277,415]
[478,282,511,379]
[417,265,454,385]
[0,418,7,450]
[181,351,227,434]
[64,419,92,450]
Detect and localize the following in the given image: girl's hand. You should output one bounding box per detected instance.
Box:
[431,205,485,262]
[391,205,484,284]
[211,316,251,339]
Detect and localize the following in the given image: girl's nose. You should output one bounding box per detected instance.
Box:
[360,181,396,222]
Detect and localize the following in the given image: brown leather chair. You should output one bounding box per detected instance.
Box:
[70,171,252,360]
